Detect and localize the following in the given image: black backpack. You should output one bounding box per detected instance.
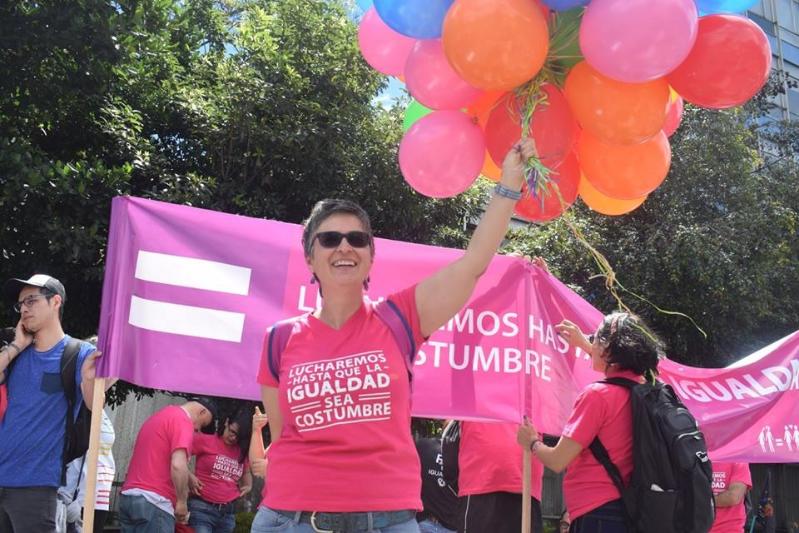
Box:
[589,377,715,533]
[61,339,92,468]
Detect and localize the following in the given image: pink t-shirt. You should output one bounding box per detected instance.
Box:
[257,287,425,512]
[122,405,194,506]
[458,421,543,500]
[192,432,249,504]
[709,462,751,533]
[561,370,640,519]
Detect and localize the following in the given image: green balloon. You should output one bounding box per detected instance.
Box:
[402,100,433,131]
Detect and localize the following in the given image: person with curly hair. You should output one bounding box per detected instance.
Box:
[517,312,664,533]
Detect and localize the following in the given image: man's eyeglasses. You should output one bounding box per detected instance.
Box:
[314,231,371,249]
[559,521,570,531]
[13,294,50,313]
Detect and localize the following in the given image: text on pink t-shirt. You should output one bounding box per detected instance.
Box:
[192,432,249,504]
[257,287,425,512]
[561,370,640,520]
[122,405,194,506]
[458,421,544,500]
[709,462,751,533]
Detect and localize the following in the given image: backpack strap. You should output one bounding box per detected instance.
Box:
[266,318,301,383]
[60,338,83,409]
[59,338,83,484]
[589,437,627,496]
[266,298,417,383]
[373,299,417,376]
[588,376,636,497]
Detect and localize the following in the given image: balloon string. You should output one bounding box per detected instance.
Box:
[537,183,708,340]
[514,77,552,209]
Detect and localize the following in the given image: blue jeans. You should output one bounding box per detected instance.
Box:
[570,500,628,533]
[188,498,236,533]
[417,519,456,533]
[251,506,421,533]
[118,494,176,533]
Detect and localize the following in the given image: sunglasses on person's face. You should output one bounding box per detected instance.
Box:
[314,231,371,249]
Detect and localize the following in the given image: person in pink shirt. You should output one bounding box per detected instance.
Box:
[252,138,536,533]
[517,312,663,533]
[456,421,544,533]
[188,409,253,533]
[709,462,751,533]
[119,397,216,533]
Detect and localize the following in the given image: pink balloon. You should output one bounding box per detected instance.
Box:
[663,95,684,136]
[404,40,483,110]
[580,0,698,82]
[358,7,417,76]
[399,111,485,198]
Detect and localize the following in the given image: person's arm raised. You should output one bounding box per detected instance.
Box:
[416,138,535,337]
[249,404,270,478]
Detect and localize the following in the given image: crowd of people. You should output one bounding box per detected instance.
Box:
[0,137,761,533]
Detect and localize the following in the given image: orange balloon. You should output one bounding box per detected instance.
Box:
[578,130,671,200]
[481,151,502,181]
[578,174,646,215]
[443,0,549,91]
[565,61,670,145]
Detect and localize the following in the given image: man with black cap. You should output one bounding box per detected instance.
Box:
[119,397,217,532]
[0,274,99,533]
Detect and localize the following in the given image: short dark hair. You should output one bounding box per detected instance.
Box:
[596,312,664,375]
[301,199,374,258]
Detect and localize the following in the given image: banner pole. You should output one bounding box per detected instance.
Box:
[82,377,106,533]
[522,448,532,533]
[522,262,533,533]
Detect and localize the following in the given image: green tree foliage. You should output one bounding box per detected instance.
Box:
[505,74,799,367]
[0,0,479,339]
[0,0,482,404]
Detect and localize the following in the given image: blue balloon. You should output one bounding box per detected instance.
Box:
[542,0,590,10]
[373,0,454,39]
[356,0,373,11]
[695,0,757,13]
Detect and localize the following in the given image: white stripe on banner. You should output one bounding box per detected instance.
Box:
[129,295,245,342]
[135,251,252,295]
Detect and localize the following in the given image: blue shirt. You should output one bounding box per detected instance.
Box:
[0,336,94,487]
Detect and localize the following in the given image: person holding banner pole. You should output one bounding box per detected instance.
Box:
[517,313,663,533]
[252,138,536,533]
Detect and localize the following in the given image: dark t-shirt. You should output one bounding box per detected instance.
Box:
[416,438,460,530]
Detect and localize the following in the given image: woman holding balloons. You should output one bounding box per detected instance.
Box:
[249,137,536,533]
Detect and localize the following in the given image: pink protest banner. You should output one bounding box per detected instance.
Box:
[97,196,798,462]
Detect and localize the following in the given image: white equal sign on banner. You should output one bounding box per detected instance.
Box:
[128,250,252,342]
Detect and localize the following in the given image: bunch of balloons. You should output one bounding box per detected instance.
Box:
[358,0,771,221]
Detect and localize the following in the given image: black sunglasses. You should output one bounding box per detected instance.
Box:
[314,231,371,249]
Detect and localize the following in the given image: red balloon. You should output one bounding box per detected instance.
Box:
[663,95,684,137]
[514,152,581,222]
[484,85,578,169]
[667,15,771,109]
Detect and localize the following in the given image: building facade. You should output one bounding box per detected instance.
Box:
[749,0,799,121]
